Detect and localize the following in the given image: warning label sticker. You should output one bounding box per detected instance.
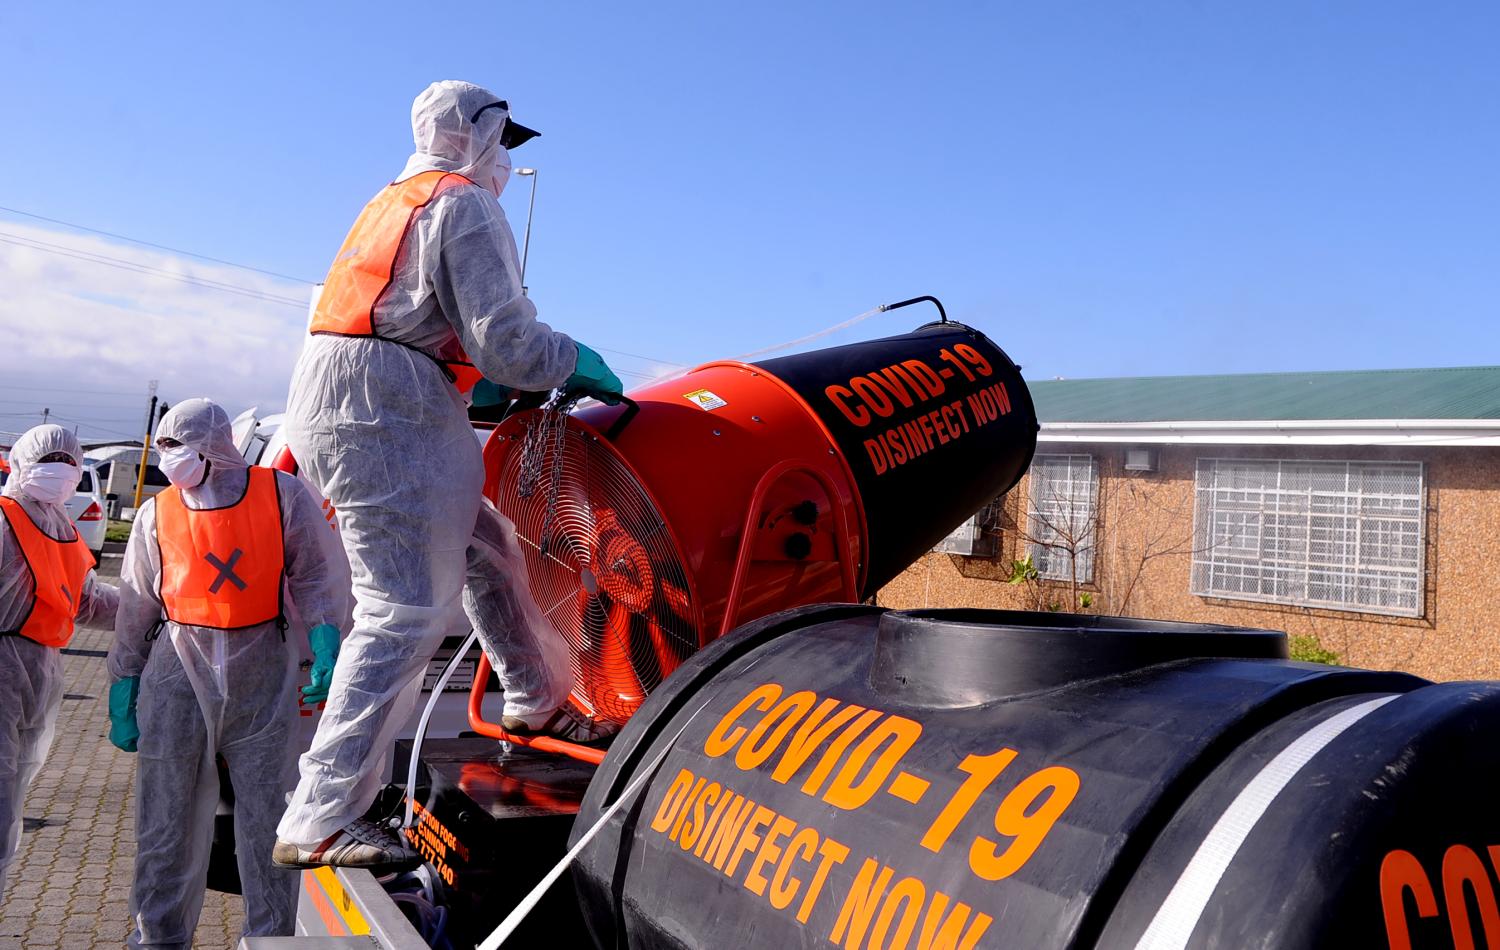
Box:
[685,389,728,411]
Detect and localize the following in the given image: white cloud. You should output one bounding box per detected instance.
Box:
[0,221,314,441]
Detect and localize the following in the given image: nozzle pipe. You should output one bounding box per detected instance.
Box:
[879,295,949,324]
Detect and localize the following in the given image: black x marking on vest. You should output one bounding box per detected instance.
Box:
[205,549,248,593]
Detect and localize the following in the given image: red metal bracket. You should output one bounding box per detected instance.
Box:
[720,459,860,637]
[467,653,607,766]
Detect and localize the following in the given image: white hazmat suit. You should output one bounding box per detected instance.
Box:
[109,400,343,947]
[278,80,578,850]
[0,425,117,899]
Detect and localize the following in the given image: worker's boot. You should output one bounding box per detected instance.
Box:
[271,817,420,871]
[501,705,618,745]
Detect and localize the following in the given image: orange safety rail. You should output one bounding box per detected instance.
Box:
[467,653,608,766]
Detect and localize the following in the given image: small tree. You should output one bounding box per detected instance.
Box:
[1097,475,1208,615]
[1018,454,1099,612]
[1005,553,1049,611]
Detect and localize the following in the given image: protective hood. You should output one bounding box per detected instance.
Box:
[2,424,81,503]
[155,398,248,475]
[398,80,539,195]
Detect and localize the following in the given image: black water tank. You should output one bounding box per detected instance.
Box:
[571,606,1500,949]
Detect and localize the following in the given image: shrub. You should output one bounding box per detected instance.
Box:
[1288,634,1340,665]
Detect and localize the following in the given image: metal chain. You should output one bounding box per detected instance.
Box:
[517,391,583,553]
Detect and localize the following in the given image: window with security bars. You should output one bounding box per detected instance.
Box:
[1191,459,1424,617]
[1027,454,1098,583]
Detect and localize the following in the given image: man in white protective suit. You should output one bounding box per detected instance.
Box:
[108,399,345,947]
[0,425,118,900]
[273,80,624,870]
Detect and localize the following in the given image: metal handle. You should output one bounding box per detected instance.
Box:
[603,395,641,441]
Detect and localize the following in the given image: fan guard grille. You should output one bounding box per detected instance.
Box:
[494,413,699,725]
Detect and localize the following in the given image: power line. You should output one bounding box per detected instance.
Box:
[596,346,687,368]
[0,403,143,415]
[0,400,140,411]
[0,384,143,396]
[40,413,141,440]
[0,209,698,372]
[0,231,310,309]
[0,209,697,372]
[0,204,317,284]
[0,413,139,439]
[0,230,310,307]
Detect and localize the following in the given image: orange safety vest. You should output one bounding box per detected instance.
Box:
[310,170,484,393]
[0,496,95,648]
[156,466,286,630]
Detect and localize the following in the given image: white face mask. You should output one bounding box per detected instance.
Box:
[159,444,208,489]
[489,146,512,198]
[15,462,78,506]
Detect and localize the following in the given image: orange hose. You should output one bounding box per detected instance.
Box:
[468,653,608,766]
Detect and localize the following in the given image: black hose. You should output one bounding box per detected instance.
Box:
[880,295,949,324]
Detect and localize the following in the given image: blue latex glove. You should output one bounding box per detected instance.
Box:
[303,623,340,704]
[471,378,508,408]
[108,676,140,753]
[565,343,625,406]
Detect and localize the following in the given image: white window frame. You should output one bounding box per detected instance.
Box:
[1191,458,1425,617]
[1027,454,1098,583]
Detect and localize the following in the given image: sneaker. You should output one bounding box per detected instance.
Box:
[501,705,619,745]
[271,817,419,871]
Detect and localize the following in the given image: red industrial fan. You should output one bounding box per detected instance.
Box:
[492,412,698,726]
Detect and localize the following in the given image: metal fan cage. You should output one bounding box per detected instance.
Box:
[494,413,699,725]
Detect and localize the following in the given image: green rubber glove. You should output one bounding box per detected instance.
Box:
[471,378,508,408]
[565,343,625,406]
[108,676,140,753]
[303,623,340,704]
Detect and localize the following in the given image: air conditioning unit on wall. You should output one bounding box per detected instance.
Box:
[935,517,982,556]
[1125,448,1158,472]
[934,498,1002,557]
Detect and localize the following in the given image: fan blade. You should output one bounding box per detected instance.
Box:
[645,616,682,681]
[570,588,594,639]
[660,579,692,621]
[601,600,646,709]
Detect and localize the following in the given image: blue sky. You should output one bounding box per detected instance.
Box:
[1,1,1496,442]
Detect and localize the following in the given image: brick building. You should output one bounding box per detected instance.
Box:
[880,366,1500,681]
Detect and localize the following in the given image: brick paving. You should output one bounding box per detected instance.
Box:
[0,555,246,948]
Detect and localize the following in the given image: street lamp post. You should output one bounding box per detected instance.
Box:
[516,167,538,296]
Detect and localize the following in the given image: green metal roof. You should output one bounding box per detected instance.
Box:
[1028,366,1500,423]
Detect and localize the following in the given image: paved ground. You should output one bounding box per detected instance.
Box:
[0,553,246,948]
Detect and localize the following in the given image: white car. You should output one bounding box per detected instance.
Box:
[66,463,108,561]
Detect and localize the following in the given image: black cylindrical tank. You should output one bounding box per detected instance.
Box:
[754,323,1037,593]
[570,607,1500,949]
